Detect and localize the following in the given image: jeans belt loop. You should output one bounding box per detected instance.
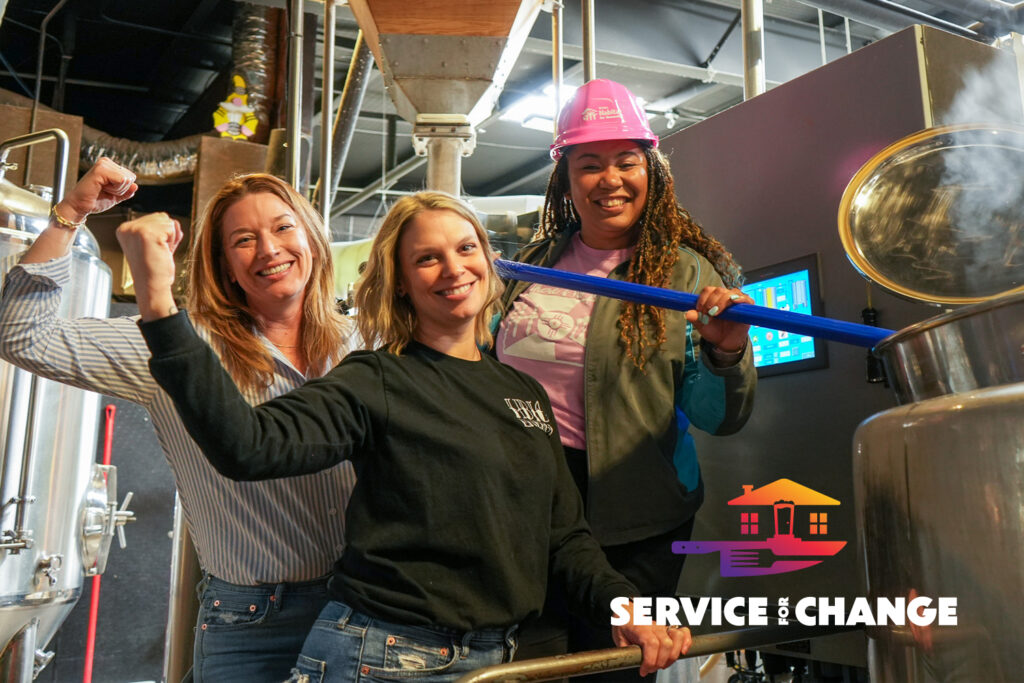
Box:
[334,602,353,629]
[272,581,286,612]
[196,572,212,600]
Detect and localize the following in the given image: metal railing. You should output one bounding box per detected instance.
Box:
[457,623,860,682]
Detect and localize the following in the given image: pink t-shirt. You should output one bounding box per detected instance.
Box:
[497,233,632,449]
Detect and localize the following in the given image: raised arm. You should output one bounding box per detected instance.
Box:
[0,159,166,403]
[138,312,377,480]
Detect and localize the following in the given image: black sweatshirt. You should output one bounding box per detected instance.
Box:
[140,312,636,632]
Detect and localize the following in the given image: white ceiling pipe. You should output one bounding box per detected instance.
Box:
[791,0,980,38]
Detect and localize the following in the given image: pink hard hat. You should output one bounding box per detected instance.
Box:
[549,79,658,161]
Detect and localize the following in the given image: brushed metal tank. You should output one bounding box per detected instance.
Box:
[874,292,1024,404]
[855,295,1024,682]
[854,382,1024,682]
[0,226,113,670]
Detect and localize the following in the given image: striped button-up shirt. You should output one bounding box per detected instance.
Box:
[0,253,359,585]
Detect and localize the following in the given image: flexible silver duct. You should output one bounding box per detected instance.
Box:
[81,129,206,185]
[233,3,274,139]
[0,86,203,184]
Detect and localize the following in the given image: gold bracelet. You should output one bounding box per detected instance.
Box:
[50,206,85,231]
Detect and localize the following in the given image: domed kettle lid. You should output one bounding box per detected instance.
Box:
[838,124,1024,306]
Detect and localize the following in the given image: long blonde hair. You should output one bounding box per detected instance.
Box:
[185,173,352,391]
[355,192,502,354]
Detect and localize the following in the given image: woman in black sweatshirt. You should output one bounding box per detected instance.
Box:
[117,191,691,681]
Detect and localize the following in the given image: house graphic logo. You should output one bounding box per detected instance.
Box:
[672,478,846,577]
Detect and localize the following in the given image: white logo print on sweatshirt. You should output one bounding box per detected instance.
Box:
[504,398,554,435]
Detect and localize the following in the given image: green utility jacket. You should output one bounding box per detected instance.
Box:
[499,229,756,545]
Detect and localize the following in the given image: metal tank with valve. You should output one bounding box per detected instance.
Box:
[841,124,1024,682]
[0,129,133,680]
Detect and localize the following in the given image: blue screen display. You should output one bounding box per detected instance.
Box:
[741,269,818,369]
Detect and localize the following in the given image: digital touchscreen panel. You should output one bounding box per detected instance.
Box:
[740,254,828,377]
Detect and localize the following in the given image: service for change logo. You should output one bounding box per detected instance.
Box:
[672,478,846,576]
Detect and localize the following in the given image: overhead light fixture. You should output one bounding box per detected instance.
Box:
[521,114,556,132]
[500,84,578,133]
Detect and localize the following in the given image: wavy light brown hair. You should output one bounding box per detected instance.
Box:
[185,173,353,391]
[355,191,503,354]
[537,146,742,370]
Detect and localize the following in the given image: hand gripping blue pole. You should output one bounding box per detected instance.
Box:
[494,260,894,349]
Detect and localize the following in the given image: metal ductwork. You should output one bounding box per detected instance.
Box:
[233,3,275,142]
[79,130,206,185]
[0,86,205,185]
[346,0,544,195]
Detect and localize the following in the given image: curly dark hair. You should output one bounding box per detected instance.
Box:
[535,145,743,370]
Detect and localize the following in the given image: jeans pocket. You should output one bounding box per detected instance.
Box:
[363,631,458,680]
[199,592,271,631]
[288,655,327,683]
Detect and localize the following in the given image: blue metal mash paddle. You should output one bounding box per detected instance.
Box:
[494,260,894,348]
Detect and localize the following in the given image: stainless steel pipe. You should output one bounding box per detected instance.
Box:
[741,0,766,99]
[286,0,304,189]
[318,0,336,223]
[0,129,70,204]
[425,138,463,196]
[552,0,563,142]
[581,0,596,82]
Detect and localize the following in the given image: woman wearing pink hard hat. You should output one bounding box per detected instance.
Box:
[496,78,757,680]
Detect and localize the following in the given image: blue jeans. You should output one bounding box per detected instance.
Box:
[289,601,518,682]
[192,573,332,682]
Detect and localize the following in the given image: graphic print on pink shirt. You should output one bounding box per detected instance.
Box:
[497,233,631,449]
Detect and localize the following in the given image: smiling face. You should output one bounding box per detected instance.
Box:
[397,208,490,344]
[566,139,649,249]
[220,192,315,316]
